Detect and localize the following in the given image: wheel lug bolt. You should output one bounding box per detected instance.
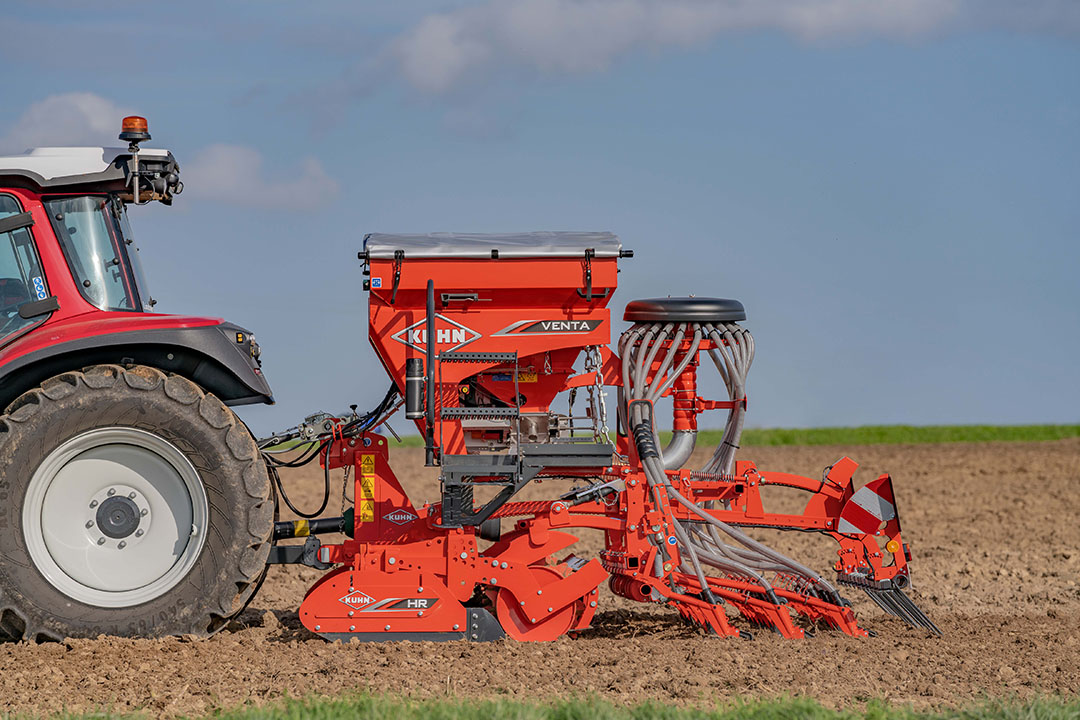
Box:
[89,500,98,508]
[118,541,127,549]
[85,521,94,528]
[140,509,148,517]
[107,488,116,496]
[97,538,106,545]
[135,530,144,537]
[128,492,136,499]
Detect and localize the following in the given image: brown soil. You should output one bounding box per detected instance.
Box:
[1,440,1077,716]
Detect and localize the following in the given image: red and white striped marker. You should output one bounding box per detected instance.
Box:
[837,476,897,535]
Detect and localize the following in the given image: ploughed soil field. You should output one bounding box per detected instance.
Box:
[2,440,1078,716]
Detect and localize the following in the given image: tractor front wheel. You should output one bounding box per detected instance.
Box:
[0,365,274,642]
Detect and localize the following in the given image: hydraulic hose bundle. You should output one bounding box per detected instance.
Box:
[259,385,402,519]
[621,320,841,606]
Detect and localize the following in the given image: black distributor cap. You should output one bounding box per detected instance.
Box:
[623,296,746,324]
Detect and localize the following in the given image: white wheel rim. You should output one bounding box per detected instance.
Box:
[22,427,209,608]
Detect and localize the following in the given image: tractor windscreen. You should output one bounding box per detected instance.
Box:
[45,196,151,312]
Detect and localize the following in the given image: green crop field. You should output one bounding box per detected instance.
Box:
[379,424,1080,449]
[25,694,1079,720]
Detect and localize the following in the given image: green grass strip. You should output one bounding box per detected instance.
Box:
[26,693,1079,720]
[380,424,1080,449]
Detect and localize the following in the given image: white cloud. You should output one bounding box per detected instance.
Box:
[384,0,1079,95]
[0,92,132,153]
[183,144,339,211]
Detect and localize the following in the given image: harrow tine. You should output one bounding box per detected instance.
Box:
[861,586,941,636]
[862,587,892,615]
[891,588,942,636]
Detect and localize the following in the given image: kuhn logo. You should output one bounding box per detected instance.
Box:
[383,509,418,526]
[391,314,481,353]
[493,319,602,336]
[339,591,375,609]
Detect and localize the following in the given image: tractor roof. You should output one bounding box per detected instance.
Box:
[363,231,622,259]
[0,146,175,193]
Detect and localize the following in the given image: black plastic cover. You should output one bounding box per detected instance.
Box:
[623,297,746,323]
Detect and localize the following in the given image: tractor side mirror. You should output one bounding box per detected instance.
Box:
[18,296,60,319]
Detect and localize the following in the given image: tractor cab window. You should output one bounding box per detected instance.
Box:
[0,195,50,342]
[45,196,148,312]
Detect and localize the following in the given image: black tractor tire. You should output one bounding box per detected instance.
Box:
[0,364,274,642]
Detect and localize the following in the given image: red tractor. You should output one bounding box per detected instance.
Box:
[0,117,274,641]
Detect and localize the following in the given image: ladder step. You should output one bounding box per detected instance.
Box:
[441,407,520,419]
[438,351,518,364]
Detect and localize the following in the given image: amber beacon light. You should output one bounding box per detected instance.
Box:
[119,116,151,143]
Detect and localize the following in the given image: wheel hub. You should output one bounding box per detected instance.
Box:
[86,484,152,549]
[96,495,142,539]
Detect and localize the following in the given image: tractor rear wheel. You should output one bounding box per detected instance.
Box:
[0,365,274,642]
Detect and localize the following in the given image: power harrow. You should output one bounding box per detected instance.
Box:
[263,232,939,642]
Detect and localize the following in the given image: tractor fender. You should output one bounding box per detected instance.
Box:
[0,320,273,411]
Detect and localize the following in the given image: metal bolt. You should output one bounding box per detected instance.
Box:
[97,537,106,545]
[629,524,636,531]
[348,611,354,617]
[519,600,525,606]
[500,562,508,569]
[387,557,396,565]
[471,634,478,639]
[349,586,355,592]
[135,530,144,537]
[453,624,460,630]
[547,607,553,612]
[107,488,116,496]
[418,587,424,592]
[460,552,468,560]
[590,601,597,607]
[384,625,391,631]
[118,541,127,549]
[348,439,356,447]
[140,509,148,517]
[89,500,98,508]
[490,577,497,585]
[314,625,320,631]
[85,521,94,529]
[531,618,537,623]
[128,492,136,499]
[537,590,543,595]
[417,611,424,617]
[349,625,355,631]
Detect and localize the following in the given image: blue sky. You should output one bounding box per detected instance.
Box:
[2,1,1077,435]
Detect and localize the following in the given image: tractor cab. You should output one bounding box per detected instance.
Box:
[0,117,181,325]
[0,117,270,409]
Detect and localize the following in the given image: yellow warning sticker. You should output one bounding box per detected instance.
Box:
[358,499,375,522]
[359,477,376,500]
[360,454,375,475]
[517,370,538,383]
